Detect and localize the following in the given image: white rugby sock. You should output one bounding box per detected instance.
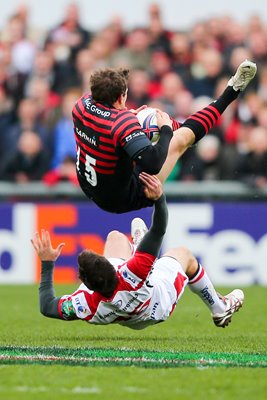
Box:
[188,264,225,314]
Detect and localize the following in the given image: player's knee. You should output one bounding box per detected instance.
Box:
[173,128,195,150]
[177,246,198,276]
[164,246,190,258]
[177,246,193,259]
[106,230,125,244]
[163,246,195,274]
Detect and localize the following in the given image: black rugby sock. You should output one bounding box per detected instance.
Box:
[182,86,239,143]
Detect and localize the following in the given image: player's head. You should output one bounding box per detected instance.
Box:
[78,250,118,297]
[90,67,129,107]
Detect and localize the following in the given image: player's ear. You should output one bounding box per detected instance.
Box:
[117,94,126,109]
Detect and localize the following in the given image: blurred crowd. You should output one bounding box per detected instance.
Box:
[1,2,267,189]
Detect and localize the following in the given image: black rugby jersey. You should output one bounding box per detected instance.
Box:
[72,94,152,201]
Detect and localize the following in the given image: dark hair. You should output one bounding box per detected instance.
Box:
[78,250,118,297]
[90,68,129,105]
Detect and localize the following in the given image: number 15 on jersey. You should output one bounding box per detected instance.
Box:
[76,146,97,187]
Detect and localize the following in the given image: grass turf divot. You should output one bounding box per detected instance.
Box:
[0,346,267,368]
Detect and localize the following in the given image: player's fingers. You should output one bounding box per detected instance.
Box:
[140,172,159,187]
[144,173,161,187]
[34,231,42,247]
[45,230,52,247]
[30,238,39,251]
[156,109,164,117]
[41,229,46,244]
[139,176,155,190]
[43,229,51,248]
[139,171,154,182]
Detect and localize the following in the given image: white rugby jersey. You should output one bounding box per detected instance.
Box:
[58,251,187,330]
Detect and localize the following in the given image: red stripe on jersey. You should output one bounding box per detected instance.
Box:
[73,99,85,119]
[99,144,117,153]
[77,98,85,113]
[132,297,151,314]
[113,116,140,134]
[171,117,181,131]
[94,166,115,174]
[73,105,83,122]
[76,136,118,160]
[126,251,156,280]
[81,118,113,134]
[113,110,138,129]
[81,290,103,320]
[79,153,116,168]
[100,136,115,144]
[112,112,140,140]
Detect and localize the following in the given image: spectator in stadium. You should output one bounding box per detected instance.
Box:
[173,90,194,123]
[73,60,257,213]
[43,155,78,186]
[157,71,185,117]
[1,130,50,182]
[110,27,151,69]
[26,77,61,130]
[147,3,172,55]
[147,50,173,99]
[170,31,192,85]
[32,173,244,329]
[51,88,80,169]
[3,97,51,162]
[1,13,36,75]
[24,50,57,94]
[179,135,230,181]
[233,126,267,189]
[126,68,151,110]
[44,2,91,64]
[69,48,96,91]
[43,3,91,95]
[0,85,14,175]
[187,48,224,98]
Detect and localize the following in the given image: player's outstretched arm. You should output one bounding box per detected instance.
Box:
[31,230,65,319]
[137,172,168,257]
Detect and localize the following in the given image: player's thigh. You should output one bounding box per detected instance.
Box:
[104,230,132,259]
[157,127,195,183]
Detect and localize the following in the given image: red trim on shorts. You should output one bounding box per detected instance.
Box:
[170,273,187,315]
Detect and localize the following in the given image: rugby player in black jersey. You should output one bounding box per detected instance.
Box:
[73,61,256,213]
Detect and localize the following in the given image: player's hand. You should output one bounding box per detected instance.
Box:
[139,172,163,200]
[156,110,172,129]
[31,229,65,261]
[129,105,148,115]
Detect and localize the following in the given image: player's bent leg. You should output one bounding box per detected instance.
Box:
[162,246,198,276]
[157,60,258,184]
[103,230,132,260]
[156,127,195,183]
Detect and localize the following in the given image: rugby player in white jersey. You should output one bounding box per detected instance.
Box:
[32,173,244,329]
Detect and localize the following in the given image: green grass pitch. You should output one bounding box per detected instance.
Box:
[0,284,266,400]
